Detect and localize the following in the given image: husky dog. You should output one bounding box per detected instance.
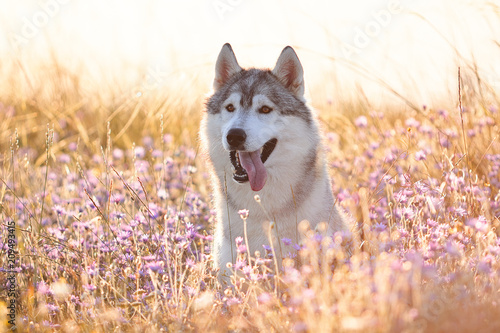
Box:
[200,43,348,280]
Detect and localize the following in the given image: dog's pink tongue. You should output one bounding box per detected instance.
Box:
[239,150,267,191]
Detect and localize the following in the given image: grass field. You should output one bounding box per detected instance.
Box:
[1,2,500,330]
[1,58,500,332]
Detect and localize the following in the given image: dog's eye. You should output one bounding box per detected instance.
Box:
[259,106,273,114]
[226,104,235,112]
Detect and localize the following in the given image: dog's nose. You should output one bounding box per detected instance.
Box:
[226,128,246,149]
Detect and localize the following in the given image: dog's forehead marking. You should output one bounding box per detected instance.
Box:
[207,68,312,124]
[251,94,273,106]
[234,70,266,108]
[207,69,273,114]
[226,92,242,104]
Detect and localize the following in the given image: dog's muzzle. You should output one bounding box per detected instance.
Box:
[229,138,277,183]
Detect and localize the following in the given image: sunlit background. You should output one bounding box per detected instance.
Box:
[0,0,499,147]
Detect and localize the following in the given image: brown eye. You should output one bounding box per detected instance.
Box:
[260,105,272,114]
[226,104,235,112]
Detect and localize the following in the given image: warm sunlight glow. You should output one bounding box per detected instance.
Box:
[1,1,500,332]
[0,0,498,107]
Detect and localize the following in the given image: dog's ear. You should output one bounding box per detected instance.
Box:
[214,43,242,91]
[272,46,304,98]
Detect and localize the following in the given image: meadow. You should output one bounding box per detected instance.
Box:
[1,50,500,332]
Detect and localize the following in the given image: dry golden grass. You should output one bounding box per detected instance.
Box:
[1,41,500,332]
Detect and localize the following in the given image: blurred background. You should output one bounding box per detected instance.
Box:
[0,0,498,153]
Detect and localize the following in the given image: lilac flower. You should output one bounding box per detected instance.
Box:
[146,261,164,272]
[37,281,51,296]
[158,188,168,200]
[383,175,396,185]
[466,216,488,233]
[439,136,450,148]
[369,110,384,119]
[142,136,154,148]
[185,148,196,160]
[385,152,397,163]
[405,117,420,129]
[394,191,408,204]
[426,219,438,228]
[373,223,387,233]
[238,209,249,220]
[58,154,71,164]
[134,146,146,159]
[487,245,500,257]
[113,148,124,160]
[163,134,173,144]
[226,297,241,306]
[42,320,61,328]
[83,284,97,292]
[326,132,339,143]
[47,249,60,260]
[112,193,125,204]
[52,205,66,216]
[148,203,161,219]
[68,142,77,151]
[92,154,103,164]
[185,258,195,268]
[233,237,248,254]
[152,149,163,158]
[118,230,132,241]
[185,222,198,239]
[258,292,272,304]
[452,206,467,218]
[70,295,81,305]
[438,109,449,118]
[262,244,272,257]
[234,259,246,270]
[445,240,462,258]
[135,160,150,173]
[415,150,427,161]
[420,124,434,136]
[477,257,492,274]
[355,115,368,128]
[46,304,60,312]
[236,243,247,255]
[234,236,243,246]
[336,189,351,202]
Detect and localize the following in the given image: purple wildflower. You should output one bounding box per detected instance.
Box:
[355,115,368,128]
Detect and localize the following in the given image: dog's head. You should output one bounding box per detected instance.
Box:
[205,44,315,192]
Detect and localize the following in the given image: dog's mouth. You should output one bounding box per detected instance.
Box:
[229,138,277,191]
